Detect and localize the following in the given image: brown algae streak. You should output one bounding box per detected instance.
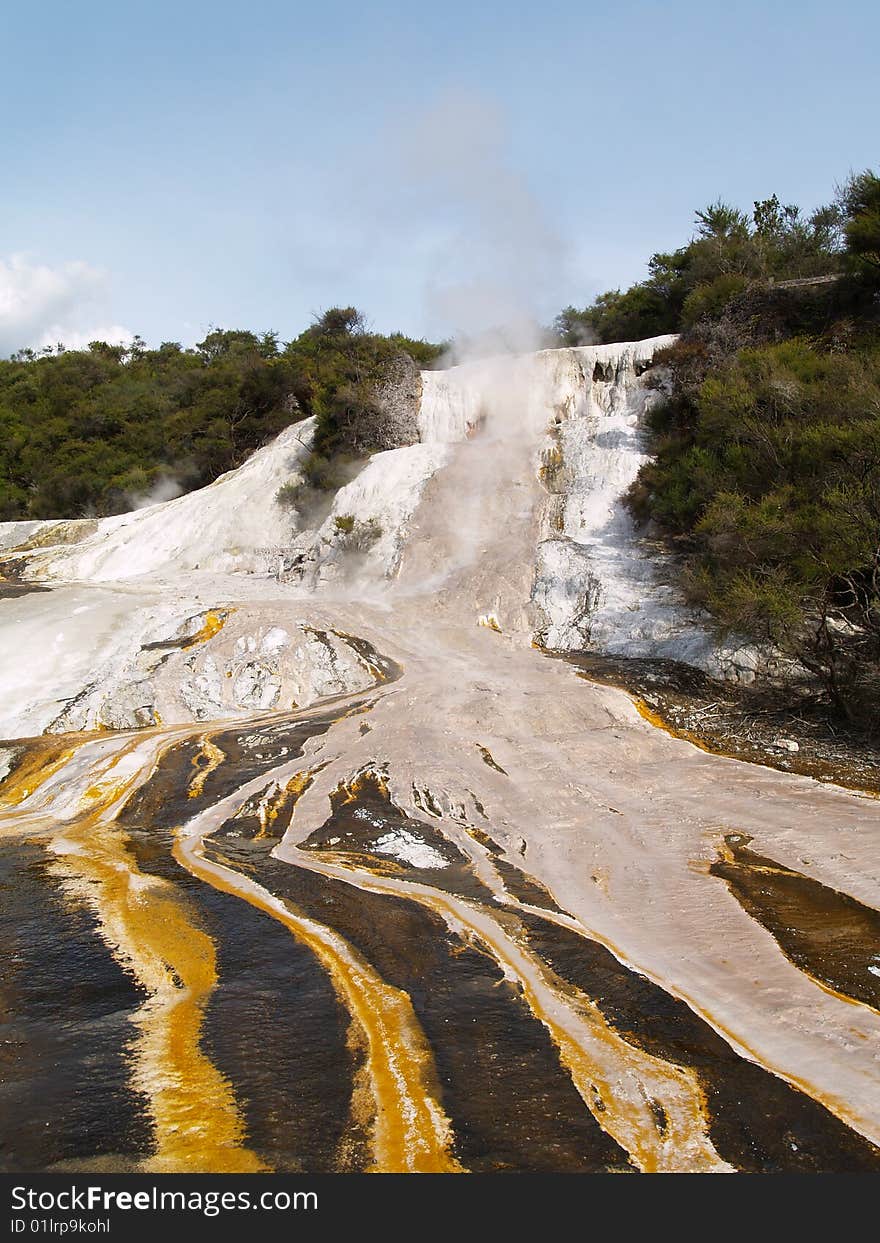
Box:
[286,841,730,1173]
[174,831,461,1174]
[711,833,880,1013]
[517,909,880,1172]
[209,824,632,1172]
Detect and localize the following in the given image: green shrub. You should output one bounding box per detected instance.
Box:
[631,334,880,729]
[553,173,872,344]
[333,515,383,552]
[840,169,880,291]
[681,275,748,327]
[275,481,301,509]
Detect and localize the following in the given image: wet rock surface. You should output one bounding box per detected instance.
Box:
[557,649,880,793]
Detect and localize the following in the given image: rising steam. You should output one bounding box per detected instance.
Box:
[392,88,569,359]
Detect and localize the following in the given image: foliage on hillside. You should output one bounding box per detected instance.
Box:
[623,171,880,729]
[284,307,441,458]
[554,173,880,346]
[0,310,441,521]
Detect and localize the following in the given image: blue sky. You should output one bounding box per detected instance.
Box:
[1,0,877,353]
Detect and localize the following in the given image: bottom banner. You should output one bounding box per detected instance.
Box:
[2,1172,877,1239]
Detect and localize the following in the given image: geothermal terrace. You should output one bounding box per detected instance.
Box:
[1,340,877,1172]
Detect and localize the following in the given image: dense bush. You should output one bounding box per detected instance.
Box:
[284,307,440,459]
[605,172,880,729]
[631,331,880,728]
[0,311,441,521]
[554,176,880,345]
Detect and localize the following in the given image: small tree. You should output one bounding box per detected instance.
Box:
[839,169,880,288]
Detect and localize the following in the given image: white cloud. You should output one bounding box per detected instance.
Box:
[35,323,136,353]
[0,254,134,357]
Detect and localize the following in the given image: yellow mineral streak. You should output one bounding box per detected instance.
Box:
[80,743,152,813]
[634,695,880,800]
[2,730,263,1173]
[290,850,732,1173]
[0,741,77,806]
[330,629,387,683]
[451,910,729,1174]
[187,738,226,798]
[521,888,880,1146]
[190,609,228,645]
[174,832,461,1173]
[339,699,377,720]
[332,768,391,806]
[252,784,281,838]
[285,768,322,803]
[250,767,326,838]
[49,816,264,1173]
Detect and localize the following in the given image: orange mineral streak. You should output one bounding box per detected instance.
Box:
[634,698,716,754]
[49,818,264,1172]
[187,737,226,799]
[330,768,392,811]
[174,833,461,1174]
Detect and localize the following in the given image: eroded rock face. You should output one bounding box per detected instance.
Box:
[367,351,422,451]
[0,421,317,582]
[44,609,377,733]
[524,341,723,663]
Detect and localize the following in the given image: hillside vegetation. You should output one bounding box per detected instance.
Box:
[572,170,879,730]
[554,172,879,346]
[0,309,440,521]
